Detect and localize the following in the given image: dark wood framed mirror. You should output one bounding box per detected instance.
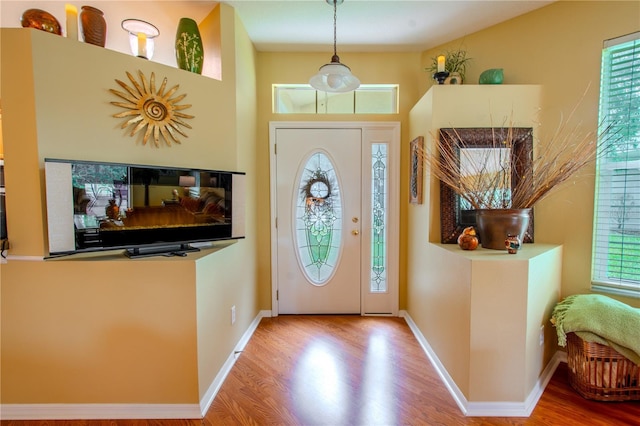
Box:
[439,127,535,244]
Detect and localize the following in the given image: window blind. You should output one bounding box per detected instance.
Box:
[592,32,640,296]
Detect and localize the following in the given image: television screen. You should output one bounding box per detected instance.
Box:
[44,158,245,258]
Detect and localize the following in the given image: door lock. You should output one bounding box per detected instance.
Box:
[352,217,359,223]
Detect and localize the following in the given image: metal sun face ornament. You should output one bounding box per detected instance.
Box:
[109,70,194,147]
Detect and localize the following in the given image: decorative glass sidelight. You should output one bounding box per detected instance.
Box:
[295,152,342,285]
[371,144,388,292]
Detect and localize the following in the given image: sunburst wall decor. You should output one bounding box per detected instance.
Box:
[109,70,194,147]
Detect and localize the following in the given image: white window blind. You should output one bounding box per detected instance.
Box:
[592,32,640,297]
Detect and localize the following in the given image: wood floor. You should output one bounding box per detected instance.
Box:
[2,315,639,425]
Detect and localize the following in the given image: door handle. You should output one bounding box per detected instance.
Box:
[352,230,360,236]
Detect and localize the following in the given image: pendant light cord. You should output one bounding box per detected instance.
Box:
[333,0,337,56]
[332,0,339,62]
[309,0,359,93]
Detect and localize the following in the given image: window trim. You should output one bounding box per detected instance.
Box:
[591,31,640,297]
[272,84,399,114]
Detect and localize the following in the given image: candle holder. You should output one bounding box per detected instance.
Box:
[121,19,159,60]
[433,71,450,85]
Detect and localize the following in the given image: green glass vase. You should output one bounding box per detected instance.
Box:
[479,68,504,85]
[175,17,203,74]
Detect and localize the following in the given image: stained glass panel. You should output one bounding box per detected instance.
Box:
[371,144,388,292]
[295,152,343,285]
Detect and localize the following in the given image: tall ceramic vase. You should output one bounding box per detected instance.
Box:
[475,208,531,250]
[80,6,106,47]
[175,18,203,74]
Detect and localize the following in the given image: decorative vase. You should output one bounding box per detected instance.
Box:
[445,72,463,85]
[105,199,119,220]
[505,234,521,254]
[80,6,106,47]
[475,208,531,250]
[479,68,504,85]
[20,9,62,35]
[175,18,204,74]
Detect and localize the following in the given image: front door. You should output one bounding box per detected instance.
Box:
[274,128,362,314]
[270,122,401,316]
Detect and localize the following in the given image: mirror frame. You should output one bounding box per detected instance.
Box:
[438,127,535,244]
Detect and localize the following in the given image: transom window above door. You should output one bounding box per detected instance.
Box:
[273,84,399,114]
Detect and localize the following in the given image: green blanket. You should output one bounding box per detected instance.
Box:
[551,294,640,365]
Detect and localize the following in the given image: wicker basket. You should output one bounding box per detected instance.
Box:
[566,332,640,401]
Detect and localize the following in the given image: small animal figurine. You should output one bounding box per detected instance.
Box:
[457,226,479,250]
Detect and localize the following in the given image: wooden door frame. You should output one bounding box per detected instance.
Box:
[269,121,401,316]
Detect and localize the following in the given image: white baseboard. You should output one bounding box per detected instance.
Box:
[400,310,469,415]
[0,310,272,421]
[400,310,564,417]
[0,404,201,420]
[199,310,271,416]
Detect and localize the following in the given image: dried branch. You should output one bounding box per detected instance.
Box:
[419,103,619,210]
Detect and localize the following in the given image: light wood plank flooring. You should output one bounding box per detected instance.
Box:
[2,315,639,425]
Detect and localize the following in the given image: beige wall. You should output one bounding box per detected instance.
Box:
[416,85,543,242]
[407,85,564,402]
[255,51,423,309]
[404,0,639,403]
[195,3,261,401]
[1,3,260,407]
[254,1,640,312]
[193,2,260,400]
[1,256,200,403]
[1,29,234,256]
[419,1,640,307]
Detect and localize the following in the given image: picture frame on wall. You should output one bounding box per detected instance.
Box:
[409,136,424,204]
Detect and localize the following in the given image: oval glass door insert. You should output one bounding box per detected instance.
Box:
[295,151,343,285]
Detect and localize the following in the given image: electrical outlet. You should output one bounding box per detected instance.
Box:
[231,305,236,325]
[539,325,545,346]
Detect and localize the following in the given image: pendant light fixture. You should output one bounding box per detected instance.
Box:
[309,0,360,93]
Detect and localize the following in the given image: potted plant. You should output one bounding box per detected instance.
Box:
[425,48,472,84]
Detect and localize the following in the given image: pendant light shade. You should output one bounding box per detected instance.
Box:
[310,54,361,92]
[309,0,360,93]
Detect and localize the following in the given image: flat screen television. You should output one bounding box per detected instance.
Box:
[44,158,245,258]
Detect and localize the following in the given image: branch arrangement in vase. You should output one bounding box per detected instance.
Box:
[419,100,619,211]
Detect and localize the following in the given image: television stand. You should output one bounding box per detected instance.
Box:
[124,244,201,259]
